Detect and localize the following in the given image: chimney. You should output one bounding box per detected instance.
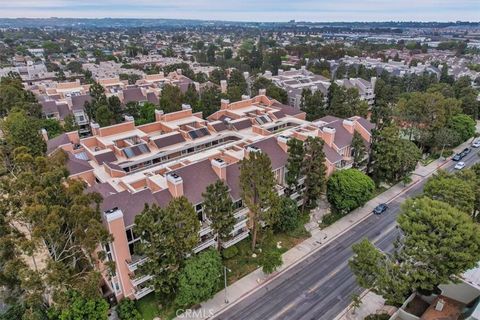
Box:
[220,80,228,93]
[277,135,290,153]
[241,95,250,101]
[154,109,164,121]
[40,128,48,142]
[90,122,100,136]
[211,158,227,180]
[321,127,336,147]
[166,172,183,197]
[278,69,284,75]
[264,70,272,78]
[258,88,267,96]
[221,99,230,109]
[343,119,354,134]
[243,71,250,80]
[181,104,191,110]
[435,299,445,312]
[176,68,182,75]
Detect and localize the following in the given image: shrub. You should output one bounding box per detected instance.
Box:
[117,299,142,320]
[222,245,239,259]
[259,248,283,274]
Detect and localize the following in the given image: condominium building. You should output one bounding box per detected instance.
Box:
[46,92,374,302]
[264,67,376,109]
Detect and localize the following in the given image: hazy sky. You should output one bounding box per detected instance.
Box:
[0,0,479,22]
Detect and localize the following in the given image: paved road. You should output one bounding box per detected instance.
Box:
[213,149,479,320]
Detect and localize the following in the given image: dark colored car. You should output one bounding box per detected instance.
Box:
[461,148,471,156]
[373,203,388,215]
[453,153,463,161]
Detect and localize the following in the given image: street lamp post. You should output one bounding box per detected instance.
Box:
[224,266,229,304]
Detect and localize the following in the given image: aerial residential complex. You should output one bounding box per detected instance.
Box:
[264,67,376,109]
[45,92,374,301]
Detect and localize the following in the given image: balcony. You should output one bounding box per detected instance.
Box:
[193,235,217,253]
[126,255,148,273]
[134,286,154,300]
[275,185,285,196]
[131,274,153,287]
[222,229,249,249]
[233,215,248,231]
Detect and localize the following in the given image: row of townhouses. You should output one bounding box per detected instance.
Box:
[45,92,374,302]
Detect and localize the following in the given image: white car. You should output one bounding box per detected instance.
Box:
[473,140,480,148]
[455,162,466,170]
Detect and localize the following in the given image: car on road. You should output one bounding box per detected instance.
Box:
[453,153,463,161]
[373,203,388,215]
[473,140,480,148]
[461,148,471,157]
[455,161,466,170]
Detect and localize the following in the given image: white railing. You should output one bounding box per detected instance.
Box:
[126,256,148,272]
[131,274,153,287]
[193,237,217,253]
[222,230,249,248]
[134,286,154,300]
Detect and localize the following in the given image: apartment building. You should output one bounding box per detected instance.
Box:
[46,92,374,302]
[264,67,376,109]
[29,80,92,135]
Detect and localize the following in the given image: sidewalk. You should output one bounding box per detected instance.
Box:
[175,139,474,320]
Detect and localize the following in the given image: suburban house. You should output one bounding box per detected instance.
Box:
[45,92,374,302]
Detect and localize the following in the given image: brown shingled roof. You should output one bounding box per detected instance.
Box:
[175,159,219,205]
[153,133,185,149]
[231,119,252,131]
[123,88,146,104]
[46,133,70,155]
[66,153,93,175]
[94,150,118,165]
[249,137,288,170]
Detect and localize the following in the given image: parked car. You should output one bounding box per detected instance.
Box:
[452,153,463,161]
[455,161,466,170]
[473,140,480,148]
[373,203,389,215]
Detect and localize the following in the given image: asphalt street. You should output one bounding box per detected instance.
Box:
[213,148,480,320]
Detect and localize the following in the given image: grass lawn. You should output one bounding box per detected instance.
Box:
[224,213,310,284]
[135,293,177,320]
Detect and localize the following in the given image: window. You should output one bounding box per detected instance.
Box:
[104,243,113,262]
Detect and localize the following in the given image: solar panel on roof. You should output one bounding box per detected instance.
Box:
[189,130,198,139]
[123,147,135,158]
[200,128,210,136]
[138,144,150,154]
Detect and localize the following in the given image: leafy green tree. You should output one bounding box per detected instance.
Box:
[95,105,114,127]
[134,197,200,298]
[49,291,109,320]
[240,151,278,250]
[273,197,299,233]
[301,137,327,210]
[351,132,367,168]
[174,250,222,307]
[1,109,46,156]
[39,118,64,139]
[370,126,421,183]
[183,83,199,109]
[259,248,283,274]
[251,77,288,103]
[300,89,326,121]
[223,48,233,60]
[117,298,142,320]
[0,76,41,117]
[1,148,110,305]
[327,83,367,118]
[202,180,235,251]
[423,170,476,214]
[197,86,222,117]
[447,114,476,143]
[160,85,183,113]
[227,69,247,102]
[209,68,227,85]
[327,169,375,214]
[207,44,217,64]
[350,197,480,304]
[285,138,304,196]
